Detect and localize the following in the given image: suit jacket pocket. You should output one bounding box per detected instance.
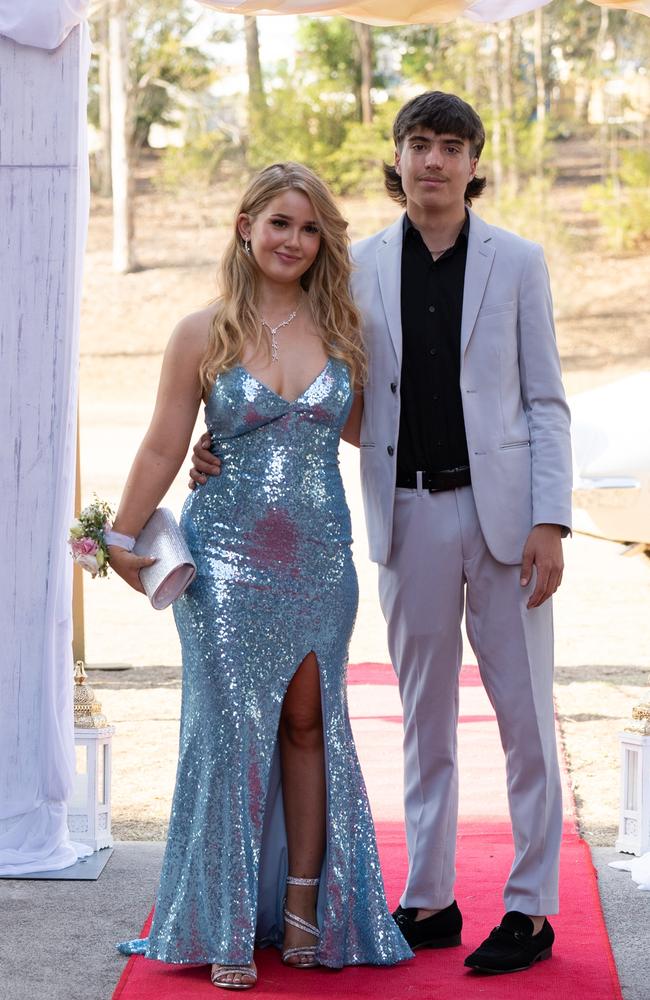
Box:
[499,440,530,450]
[360,442,375,448]
[479,300,516,318]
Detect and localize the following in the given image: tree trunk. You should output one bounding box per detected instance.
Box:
[353,22,373,125]
[244,16,266,139]
[98,6,112,198]
[501,20,518,195]
[533,6,546,180]
[464,25,478,105]
[109,0,136,273]
[489,28,503,202]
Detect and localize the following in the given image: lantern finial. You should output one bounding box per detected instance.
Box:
[73,660,108,728]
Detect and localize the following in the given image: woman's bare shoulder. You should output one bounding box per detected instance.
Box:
[168,305,216,356]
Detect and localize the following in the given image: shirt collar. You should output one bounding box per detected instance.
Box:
[403,210,470,245]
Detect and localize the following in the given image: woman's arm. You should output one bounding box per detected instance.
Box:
[340,388,363,447]
[110,313,208,592]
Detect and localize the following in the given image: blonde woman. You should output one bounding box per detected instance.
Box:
[112,163,412,989]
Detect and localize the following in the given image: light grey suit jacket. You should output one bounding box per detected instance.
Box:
[351,209,572,567]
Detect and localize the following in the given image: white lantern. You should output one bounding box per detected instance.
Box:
[68,662,115,851]
[615,703,650,857]
[69,726,115,851]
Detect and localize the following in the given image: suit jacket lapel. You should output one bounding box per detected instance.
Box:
[461,210,496,357]
[376,215,405,366]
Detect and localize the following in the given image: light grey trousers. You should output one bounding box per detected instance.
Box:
[378,485,563,916]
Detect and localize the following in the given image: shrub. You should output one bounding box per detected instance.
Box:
[583,150,650,250]
[155,131,231,192]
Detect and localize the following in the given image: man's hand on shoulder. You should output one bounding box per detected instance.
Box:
[520,524,564,609]
[188,432,221,489]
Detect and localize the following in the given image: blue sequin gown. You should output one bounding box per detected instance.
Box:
[118,358,412,968]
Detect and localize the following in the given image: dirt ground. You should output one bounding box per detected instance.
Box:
[77,143,650,847]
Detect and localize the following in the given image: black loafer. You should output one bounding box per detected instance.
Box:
[392,900,462,949]
[464,911,554,973]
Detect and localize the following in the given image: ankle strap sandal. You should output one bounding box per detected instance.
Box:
[282,875,320,968]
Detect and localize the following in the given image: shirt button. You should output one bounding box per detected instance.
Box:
[390,382,397,393]
[428,305,436,313]
[433,394,439,401]
[387,445,394,456]
[429,349,437,357]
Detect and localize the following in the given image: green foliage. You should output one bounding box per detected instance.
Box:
[246,73,353,173]
[482,177,568,249]
[383,21,479,97]
[619,149,650,189]
[296,16,358,87]
[129,1,221,148]
[583,160,650,251]
[88,1,223,147]
[88,0,650,236]
[320,112,396,196]
[155,130,231,192]
[245,77,395,196]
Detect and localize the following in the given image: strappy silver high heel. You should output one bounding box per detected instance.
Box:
[282,875,320,969]
[210,961,257,990]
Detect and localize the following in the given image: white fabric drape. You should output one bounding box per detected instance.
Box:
[0,24,93,875]
[0,0,647,50]
[610,853,650,890]
[0,0,89,49]
[196,0,650,22]
[198,0,548,22]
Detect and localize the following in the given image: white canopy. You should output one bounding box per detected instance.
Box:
[1,0,648,51]
[198,0,650,25]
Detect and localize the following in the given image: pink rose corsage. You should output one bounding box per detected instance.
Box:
[68,496,114,578]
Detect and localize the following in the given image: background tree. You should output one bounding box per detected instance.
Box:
[89,0,223,270]
[354,22,374,124]
[244,16,267,142]
[109,0,135,273]
[86,5,650,245]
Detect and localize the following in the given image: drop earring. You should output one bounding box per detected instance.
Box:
[244,239,251,255]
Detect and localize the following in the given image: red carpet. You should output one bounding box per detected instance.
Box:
[113,663,622,1000]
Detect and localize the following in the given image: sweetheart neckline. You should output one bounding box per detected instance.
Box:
[237,358,332,405]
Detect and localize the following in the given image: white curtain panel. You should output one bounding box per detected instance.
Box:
[0,24,92,875]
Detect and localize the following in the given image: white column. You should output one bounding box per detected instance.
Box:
[0,25,92,874]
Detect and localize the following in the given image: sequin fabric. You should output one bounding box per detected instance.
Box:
[117,359,412,968]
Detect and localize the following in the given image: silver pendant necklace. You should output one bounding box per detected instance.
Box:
[261,299,302,362]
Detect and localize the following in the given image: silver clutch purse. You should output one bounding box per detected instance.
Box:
[133,508,196,610]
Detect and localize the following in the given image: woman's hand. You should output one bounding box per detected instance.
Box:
[188,432,221,489]
[108,546,156,594]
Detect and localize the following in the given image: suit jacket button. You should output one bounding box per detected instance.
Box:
[387,445,394,456]
[390,382,397,393]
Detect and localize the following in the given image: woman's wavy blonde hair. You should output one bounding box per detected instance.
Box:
[199,162,366,393]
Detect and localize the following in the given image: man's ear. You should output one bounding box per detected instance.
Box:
[394,149,401,176]
[469,157,478,180]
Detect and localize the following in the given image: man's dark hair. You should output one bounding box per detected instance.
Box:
[383,91,487,206]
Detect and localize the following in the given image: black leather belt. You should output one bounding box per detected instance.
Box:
[396,466,471,492]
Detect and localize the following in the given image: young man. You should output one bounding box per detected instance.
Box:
[190,91,572,974]
[351,91,571,973]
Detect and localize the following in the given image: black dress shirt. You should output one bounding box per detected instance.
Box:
[396,213,470,483]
